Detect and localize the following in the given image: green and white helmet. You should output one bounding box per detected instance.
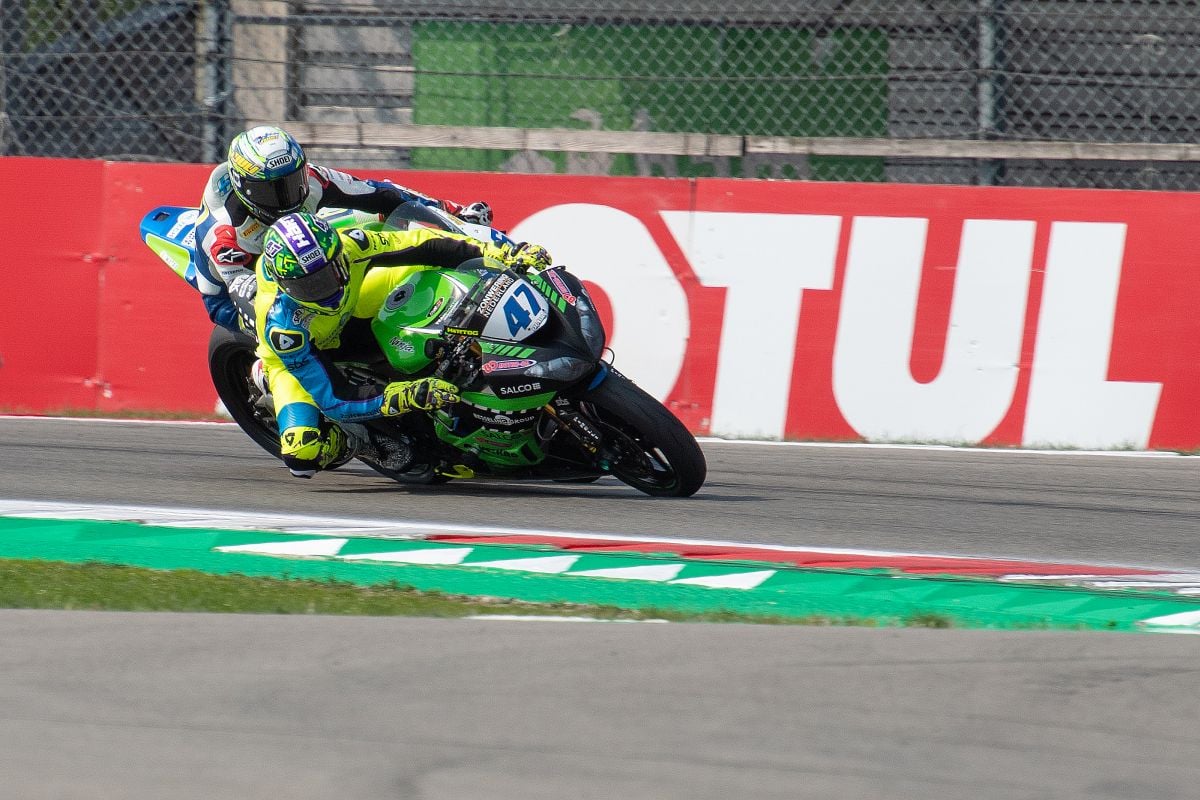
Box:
[261,212,349,313]
[227,125,309,222]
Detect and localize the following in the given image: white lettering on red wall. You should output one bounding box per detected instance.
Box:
[1025,222,1161,448]
[834,217,1035,443]
[662,210,839,439]
[514,207,1162,449]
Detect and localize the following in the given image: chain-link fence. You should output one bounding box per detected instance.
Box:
[4,0,1200,188]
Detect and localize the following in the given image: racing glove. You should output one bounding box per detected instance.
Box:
[457,201,493,227]
[507,241,553,273]
[381,378,460,416]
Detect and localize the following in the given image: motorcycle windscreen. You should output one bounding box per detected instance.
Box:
[481,279,549,341]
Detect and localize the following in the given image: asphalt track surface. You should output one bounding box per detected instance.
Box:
[3,417,1200,799]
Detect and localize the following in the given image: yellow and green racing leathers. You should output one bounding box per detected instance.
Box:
[255,226,513,474]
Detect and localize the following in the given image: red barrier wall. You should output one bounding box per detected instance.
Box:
[3,156,1198,450]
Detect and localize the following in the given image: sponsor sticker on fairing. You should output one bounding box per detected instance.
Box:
[499,381,542,396]
[478,275,515,318]
[470,409,537,427]
[546,269,577,305]
[482,358,536,374]
[483,281,550,341]
[166,209,198,239]
[387,337,415,354]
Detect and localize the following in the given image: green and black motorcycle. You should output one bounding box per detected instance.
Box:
[141,202,706,497]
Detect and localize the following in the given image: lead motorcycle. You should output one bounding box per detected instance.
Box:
[139,202,706,497]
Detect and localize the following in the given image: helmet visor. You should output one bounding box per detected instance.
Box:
[278,256,349,306]
[239,168,309,217]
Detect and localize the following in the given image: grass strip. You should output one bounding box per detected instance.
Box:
[0,558,954,627]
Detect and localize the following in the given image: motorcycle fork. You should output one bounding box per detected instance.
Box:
[543,400,604,458]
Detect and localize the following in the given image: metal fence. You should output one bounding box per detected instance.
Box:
[4,0,1200,188]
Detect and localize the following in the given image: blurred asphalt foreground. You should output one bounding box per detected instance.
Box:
[2,610,1198,800]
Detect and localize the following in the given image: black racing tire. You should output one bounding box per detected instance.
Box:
[578,371,706,497]
[208,326,281,460]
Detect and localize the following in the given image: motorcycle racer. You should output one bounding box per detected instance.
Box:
[193,124,493,332]
[255,211,552,478]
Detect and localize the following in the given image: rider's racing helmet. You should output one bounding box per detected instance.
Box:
[227,126,309,222]
[261,212,350,314]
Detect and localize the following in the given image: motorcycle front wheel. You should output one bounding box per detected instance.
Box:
[577,371,706,497]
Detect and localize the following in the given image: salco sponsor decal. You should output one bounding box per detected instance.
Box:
[499,382,543,396]
[482,358,536,374]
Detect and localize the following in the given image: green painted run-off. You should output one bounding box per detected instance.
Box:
[3,515,1199,632]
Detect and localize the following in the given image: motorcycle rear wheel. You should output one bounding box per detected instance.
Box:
[578,371,706,497]
[208,326,282,460]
